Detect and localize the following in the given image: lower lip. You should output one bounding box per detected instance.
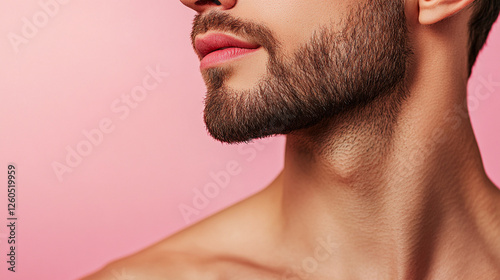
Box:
[200,47,260,70]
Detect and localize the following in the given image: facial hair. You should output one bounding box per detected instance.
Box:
[191,0,411,144]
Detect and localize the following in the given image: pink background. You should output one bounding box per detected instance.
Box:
[0,1,498,279]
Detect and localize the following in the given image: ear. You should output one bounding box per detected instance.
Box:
[418,0,475,25]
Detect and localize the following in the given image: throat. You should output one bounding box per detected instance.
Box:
[273,86,499,278]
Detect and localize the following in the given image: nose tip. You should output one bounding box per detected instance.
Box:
[180,0,236,13]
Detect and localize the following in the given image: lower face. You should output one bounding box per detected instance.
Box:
[192,0,411,143]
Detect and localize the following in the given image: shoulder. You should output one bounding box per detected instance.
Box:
[79,249,217,280]
[80,181,281,280]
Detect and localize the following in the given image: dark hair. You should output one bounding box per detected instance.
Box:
[468,0,500,76]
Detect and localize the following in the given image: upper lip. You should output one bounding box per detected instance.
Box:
[194,33,260,59]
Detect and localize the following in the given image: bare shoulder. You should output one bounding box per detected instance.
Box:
[80,247,283,280]
[80,250,217,280]
[80,175,284,280]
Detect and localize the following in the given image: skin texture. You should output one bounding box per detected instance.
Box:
[198,0,410,143]
[81,0,500,279]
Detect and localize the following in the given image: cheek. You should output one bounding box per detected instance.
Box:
[231,0,350,55]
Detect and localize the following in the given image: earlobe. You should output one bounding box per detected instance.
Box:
[418,0,474,25]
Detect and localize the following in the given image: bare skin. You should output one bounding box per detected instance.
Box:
[80,76,500,279]
[81,0,500,279]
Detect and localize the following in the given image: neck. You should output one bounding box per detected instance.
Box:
[274,70,500,278]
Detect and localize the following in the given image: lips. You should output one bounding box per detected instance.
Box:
[195,33,260,58]
[194,33,261,69]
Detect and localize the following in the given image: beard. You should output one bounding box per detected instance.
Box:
[191,0,411,144]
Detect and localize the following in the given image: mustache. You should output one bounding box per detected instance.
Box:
[190,11,280,57]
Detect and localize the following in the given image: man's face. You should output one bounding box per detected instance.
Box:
[186,0,410,143]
